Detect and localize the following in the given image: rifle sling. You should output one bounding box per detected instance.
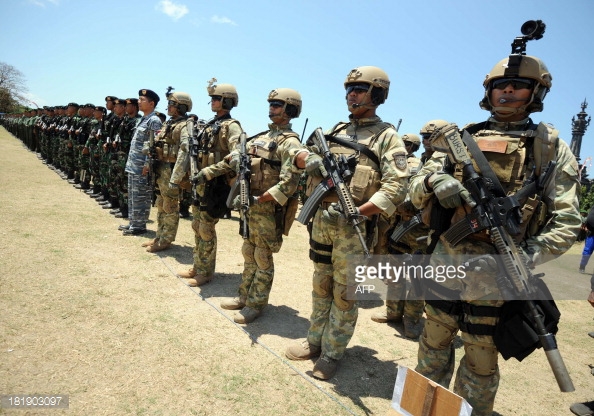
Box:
[461,130,507,198]
[326,135,381,167]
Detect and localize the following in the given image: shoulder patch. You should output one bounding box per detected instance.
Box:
[394,152,408,171]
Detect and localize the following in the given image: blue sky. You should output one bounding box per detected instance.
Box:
[2,0,594,163]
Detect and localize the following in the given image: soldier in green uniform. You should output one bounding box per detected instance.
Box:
[409,52,580,415]
[285,66,409,379]
[213,88,304,324]
[111,98,141,218]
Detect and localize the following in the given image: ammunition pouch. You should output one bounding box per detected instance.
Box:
[494,278,560,361]
[201,175,231,218]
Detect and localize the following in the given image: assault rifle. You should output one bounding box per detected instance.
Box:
[187,116,200,205]
[237,132,250,239]
[431,123,574,392]
[297,127,370,257]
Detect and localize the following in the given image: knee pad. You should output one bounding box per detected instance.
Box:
[422,318,457,350]
[333,282,356,311]
[242,241,255,263]
[254,247,273,270]
[464,343,498,376]
[312,271,332,299]
[198,221,216,241]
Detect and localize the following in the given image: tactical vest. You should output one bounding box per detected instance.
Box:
[306,120,391,205]
[449,121,559,241]
[199,118,241,168]
[155,117,187,163]
[247,130,299,196]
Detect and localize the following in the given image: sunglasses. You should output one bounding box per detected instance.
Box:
[210,95,222,102]
[269,101,284,108]
[345,83,369,95]
[491,78,534,90]
[167,100,177,107]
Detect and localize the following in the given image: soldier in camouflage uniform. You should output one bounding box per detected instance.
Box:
[121,89,162,235]
[211,88,304,324]
[142,92,191,252]
[370,132,427,339]
[111,99,141,218]
[95,97,118,201]
[85,106,106,196]
[101,98,127,210]
[71,104,95,189]
[285,66,409,380]
[175,82,243,285]
[409,54,580,415]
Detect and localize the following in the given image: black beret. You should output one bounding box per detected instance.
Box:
[84,103,94,108]
[126,98,139,105]
[114,98,126,106]
[139,89,160,104]
[67,102,80,108]
[94,106,107,113]
[105,96,118,102]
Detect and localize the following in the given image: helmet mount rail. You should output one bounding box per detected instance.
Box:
[511,20,546,56]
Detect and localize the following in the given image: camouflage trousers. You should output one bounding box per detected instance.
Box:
[127,173,151,229]
[306,206,368,361]
[154,163,180,245]
[190,206,219,277]
[238,201,283,311]
[416,302,502,416]
[375,216,425,321]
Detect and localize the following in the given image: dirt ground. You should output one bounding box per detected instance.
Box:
[1,126,593,416]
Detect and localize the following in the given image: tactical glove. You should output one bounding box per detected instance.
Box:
[192,171,206,185]
[227,151,240,172]
[321,203,341,225]
[429,173,475,209]
[232,195,258,210]
[305,153,328,178]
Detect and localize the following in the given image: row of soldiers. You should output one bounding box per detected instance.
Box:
[0,99,197,219]
[1,48,581,416]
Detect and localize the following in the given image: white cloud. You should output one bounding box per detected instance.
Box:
[211,15,237,26]
[28,0,59,7]
[156,0,189,21]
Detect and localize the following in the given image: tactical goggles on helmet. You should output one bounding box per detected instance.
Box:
[167,100,178,107]
[491,78,534,90]
[210,95,222,101]
[345,83,370,94]
[268,100,284,108]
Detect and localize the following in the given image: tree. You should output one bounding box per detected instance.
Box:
[0,62,29,113]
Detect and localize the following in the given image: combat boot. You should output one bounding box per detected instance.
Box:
[370,310,402,324]
[141,238,157,247]
[115,205,128,219]
[312,355,339,380]
[220,297,246,310]
[233,306,261,324]
[285,339,321,361]
[109,208,121,215]
[177,268,197,279]
[186,274,212,287]
[146,241,171,253]
[403,316,423,339]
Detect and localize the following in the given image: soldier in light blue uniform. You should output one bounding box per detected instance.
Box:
[120,89,162,235]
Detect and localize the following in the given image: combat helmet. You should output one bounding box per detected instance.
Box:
[344,66,390,105]
[168,91,193,113]
[268,88,302,118]
[401,133,421,146]
[207,82,238,110]
[420,119,449,137]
